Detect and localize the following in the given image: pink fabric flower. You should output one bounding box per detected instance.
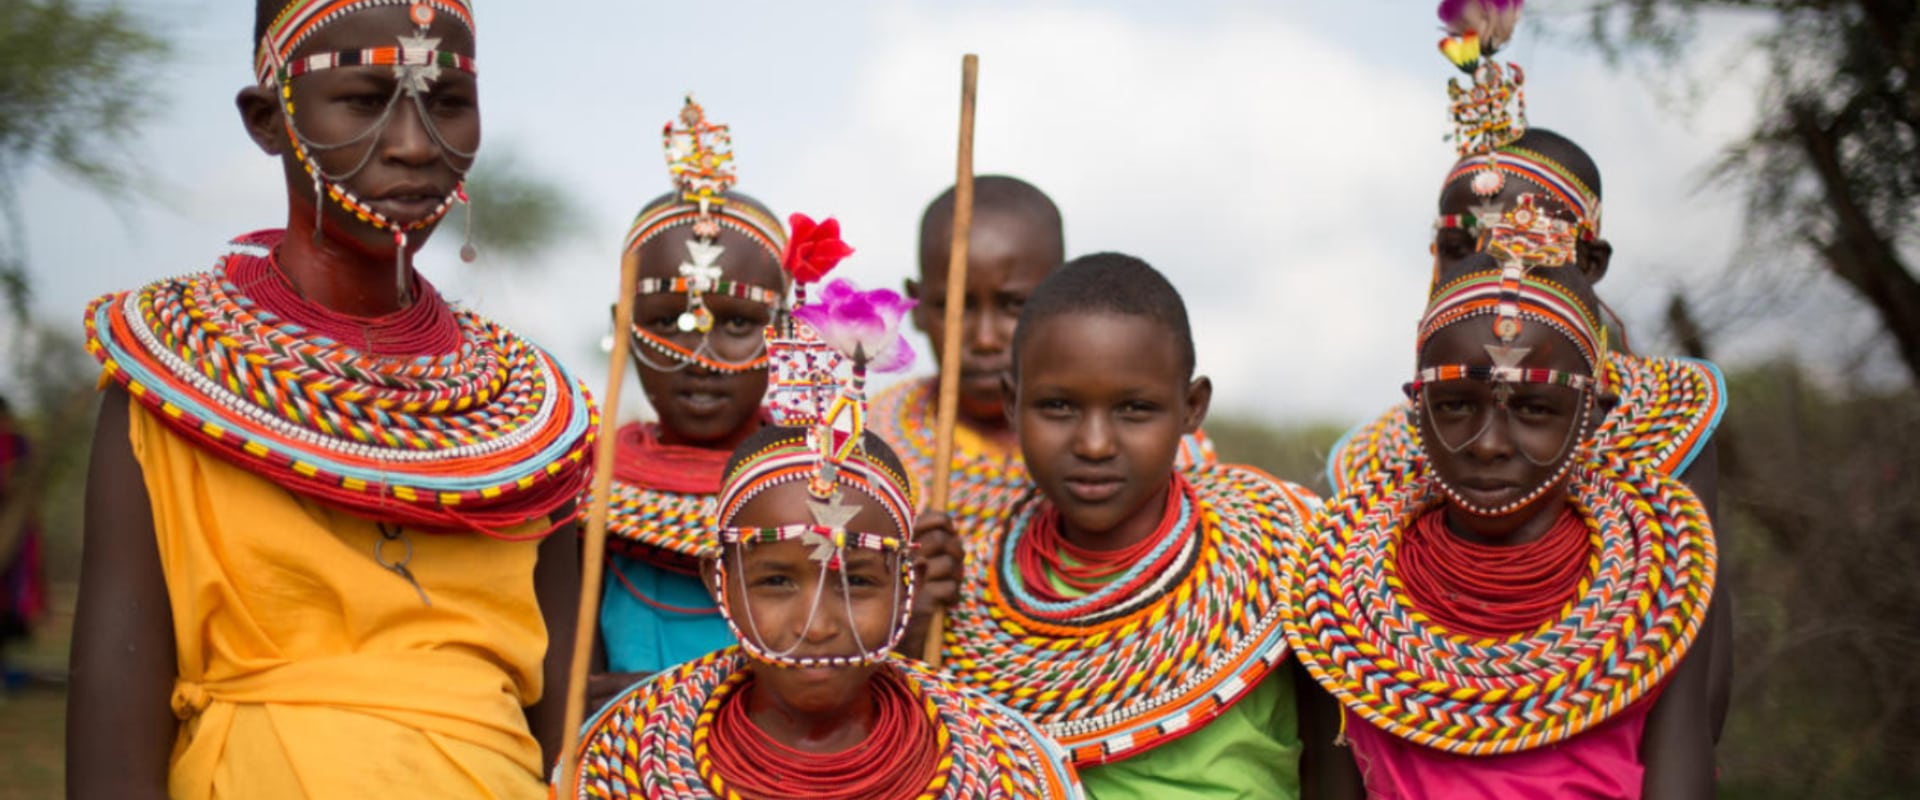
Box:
[782,213,855,284]
[792,278,918,373]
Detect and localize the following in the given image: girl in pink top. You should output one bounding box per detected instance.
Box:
[1284,248,1724,799]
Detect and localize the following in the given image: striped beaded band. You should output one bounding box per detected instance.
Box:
[564,650,1084,799]
[1440,147,1602,239]
[624,198,787,264]
[85,235,596,538]
[635,277,781,307]
[939,462,1316,766]
[256,0,474,86]
[1282,457,1716,755]
[722,524,904,554]
[1409,364,1595,393]
[280,46,476,80]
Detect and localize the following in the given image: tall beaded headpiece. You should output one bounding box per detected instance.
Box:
[1411,252,1609,514]
[258,0,481,295]
[709,216,921,667]
[622,97,789,373]
[1437,0,1528,200]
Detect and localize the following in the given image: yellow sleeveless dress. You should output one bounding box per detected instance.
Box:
[129,404,550,799]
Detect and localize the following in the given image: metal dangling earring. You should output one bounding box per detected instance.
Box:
[394,229,409,304]
[312,175,325,242]
[458,185,477,263]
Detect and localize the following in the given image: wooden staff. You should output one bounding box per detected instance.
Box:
[923,53,978,667]
[556,248,641,794]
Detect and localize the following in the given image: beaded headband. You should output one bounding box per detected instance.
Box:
[1418,265,1606,383]
[1437,0,1529,201]
[710,439,917,668]
[1437,148,1602,240]
[622,97,789,340]
[260,0,480,292]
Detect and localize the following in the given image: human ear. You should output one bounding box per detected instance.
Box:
[1582,239,1613,286]
[1182,376,1213,434]
[235,86,286,156]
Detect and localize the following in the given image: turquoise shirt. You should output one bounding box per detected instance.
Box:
[599,552,732,674]
[1077,668,1301,799]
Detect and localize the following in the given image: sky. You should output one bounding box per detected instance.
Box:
[14,0,1843,426]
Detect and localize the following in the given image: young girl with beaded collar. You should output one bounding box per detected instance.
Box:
[1286,249,1721,798]
[562,232,1082,799]
[934,253,1322,799]
[1323,0,1733,744]
[586,97,797,704]
[68,1,595,796]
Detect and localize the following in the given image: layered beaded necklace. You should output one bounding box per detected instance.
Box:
[564,648,1083,799]
[938,462,1315,766]
[1282,456,1716,755]
[86,231,596,538]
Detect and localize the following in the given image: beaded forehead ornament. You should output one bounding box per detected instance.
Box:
[1411,225,1608,514]
[259,0,481,295]
[1437,2,1528,196]
[622,97,790,375]
[709,217,921,668]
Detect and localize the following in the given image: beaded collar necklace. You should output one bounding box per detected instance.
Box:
[563,649,1084,799]
[938,462,1316,766]
[86,231,596,538]
[1282,456,1716,755]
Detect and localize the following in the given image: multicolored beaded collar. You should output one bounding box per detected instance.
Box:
[563,648,1085,799]
[85,232,596,538]
[1283,455,1716,755]
[938,462,1316,766]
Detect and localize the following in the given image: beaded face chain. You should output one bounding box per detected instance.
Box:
[709,443,917,668]
[259,0,480,296]
[1413,263,1608,515]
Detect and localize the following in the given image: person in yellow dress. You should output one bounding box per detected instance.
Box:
[65,1,594,797]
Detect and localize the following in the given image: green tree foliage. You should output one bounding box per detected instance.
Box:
[446,147,583,266]
[1584,0,1920,382]
[0,0,168,321]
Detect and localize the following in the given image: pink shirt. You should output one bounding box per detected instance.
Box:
[1343,699,1654,799]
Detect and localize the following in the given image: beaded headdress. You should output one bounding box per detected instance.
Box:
[1436,3,1528,195]
[1411,246,1608,514]
[622,97,790,374]
[257,0,481,291]
[708,216,921,668]
[1432,0,1605,243]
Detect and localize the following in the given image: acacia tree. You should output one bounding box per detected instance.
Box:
[1587,0,1920,382]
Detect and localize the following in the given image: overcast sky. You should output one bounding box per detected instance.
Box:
[17,0,1852,425]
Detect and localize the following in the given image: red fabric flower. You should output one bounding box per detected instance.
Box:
[782,213,855,283]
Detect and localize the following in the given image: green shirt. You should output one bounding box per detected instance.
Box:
[1077,668,1301,799]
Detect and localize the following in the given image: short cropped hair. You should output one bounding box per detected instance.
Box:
[1011,252,1195,380]
[917,176,1064,272]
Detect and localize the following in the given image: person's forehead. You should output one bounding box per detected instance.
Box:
[1022,311,1181,374]
[1421,317,1588,372]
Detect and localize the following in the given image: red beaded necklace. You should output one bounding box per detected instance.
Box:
[228,236,464,357]
[704,667,947,800]
[1016,474,1193,603]
[1397,505,1592,640]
